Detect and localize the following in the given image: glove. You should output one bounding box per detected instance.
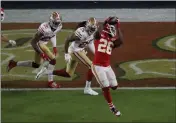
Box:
[65,53,72,63]
[40,53,49,61]
[9,40,16,46]
[53,47,57,56]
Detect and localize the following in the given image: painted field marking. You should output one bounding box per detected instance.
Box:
[1,74,47,78]
[2,29,73,33]
[3,33,34,35]
[1,87,176,91]
[1,29,73,51]
[1,53,15,66]
[129,59,176,76]
[164,37,176,50]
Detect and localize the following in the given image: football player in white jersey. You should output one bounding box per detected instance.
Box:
[36,17,99,95]
[1,8,16,46]
[7,12,62,88]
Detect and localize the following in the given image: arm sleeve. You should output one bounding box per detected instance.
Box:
[50,35,56,47]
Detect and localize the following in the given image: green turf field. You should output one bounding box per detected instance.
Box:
[1,29,77,81]
[1,29,176,123]
[2,89,176,122]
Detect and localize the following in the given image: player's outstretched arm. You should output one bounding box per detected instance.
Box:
[113,28,124,48]
[117,28,123,43]
[51,35,58,56]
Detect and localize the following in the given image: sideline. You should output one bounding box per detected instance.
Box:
[1,87,176,91]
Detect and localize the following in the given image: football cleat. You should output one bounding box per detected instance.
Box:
[35,67,47,80]
[84,87,99,96]
[110,107,121,117]
[7,60,17,72]
[48,81,61,88]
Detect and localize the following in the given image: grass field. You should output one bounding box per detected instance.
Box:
[1,29,176,123]
[2,89,176,122]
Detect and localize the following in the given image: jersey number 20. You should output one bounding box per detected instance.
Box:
[98,39,114,55]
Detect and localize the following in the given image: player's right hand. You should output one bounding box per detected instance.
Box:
[40,53,49,61]
[65,53,72,63]
[9,40,16,46]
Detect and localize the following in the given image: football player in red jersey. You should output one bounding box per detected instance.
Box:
[91,18,123,117]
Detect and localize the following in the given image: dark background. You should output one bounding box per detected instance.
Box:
[1,1,176,9]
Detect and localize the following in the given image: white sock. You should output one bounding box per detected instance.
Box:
[47,64,55,82]
[38,61,49,69]
[85,81,91,88]
[17,61,32,67]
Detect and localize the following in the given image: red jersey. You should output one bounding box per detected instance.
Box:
[93,32,115,67]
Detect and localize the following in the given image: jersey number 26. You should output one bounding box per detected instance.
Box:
[98,39,114,55]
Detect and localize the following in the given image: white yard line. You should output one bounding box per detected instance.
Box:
[1,87,176,91]
[1,53,15,65]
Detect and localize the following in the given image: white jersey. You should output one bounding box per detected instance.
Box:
[68,27,94,53]
[37,22,62,44]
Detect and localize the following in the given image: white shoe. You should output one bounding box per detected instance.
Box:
[115,111,121,116]
[84,88,99,96]
[35,67,47,80]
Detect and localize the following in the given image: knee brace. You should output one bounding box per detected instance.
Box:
[32,62,40,68]
[49,59,56,65]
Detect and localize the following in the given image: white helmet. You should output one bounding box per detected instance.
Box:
[85,17,98,35]
[49,12,62,29]
[1,8,5,21]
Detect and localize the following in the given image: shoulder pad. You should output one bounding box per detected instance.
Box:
[38,22,50,34]
[74,27,86,40]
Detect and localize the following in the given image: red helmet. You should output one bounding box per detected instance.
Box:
[103,24,116,37]
[1,8,5,21]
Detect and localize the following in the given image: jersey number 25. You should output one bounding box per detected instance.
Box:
[98,39,114,55]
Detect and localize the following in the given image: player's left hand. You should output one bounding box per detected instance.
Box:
[53,47,57,56]
[65,53,72,63]
[9,40,16,46]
